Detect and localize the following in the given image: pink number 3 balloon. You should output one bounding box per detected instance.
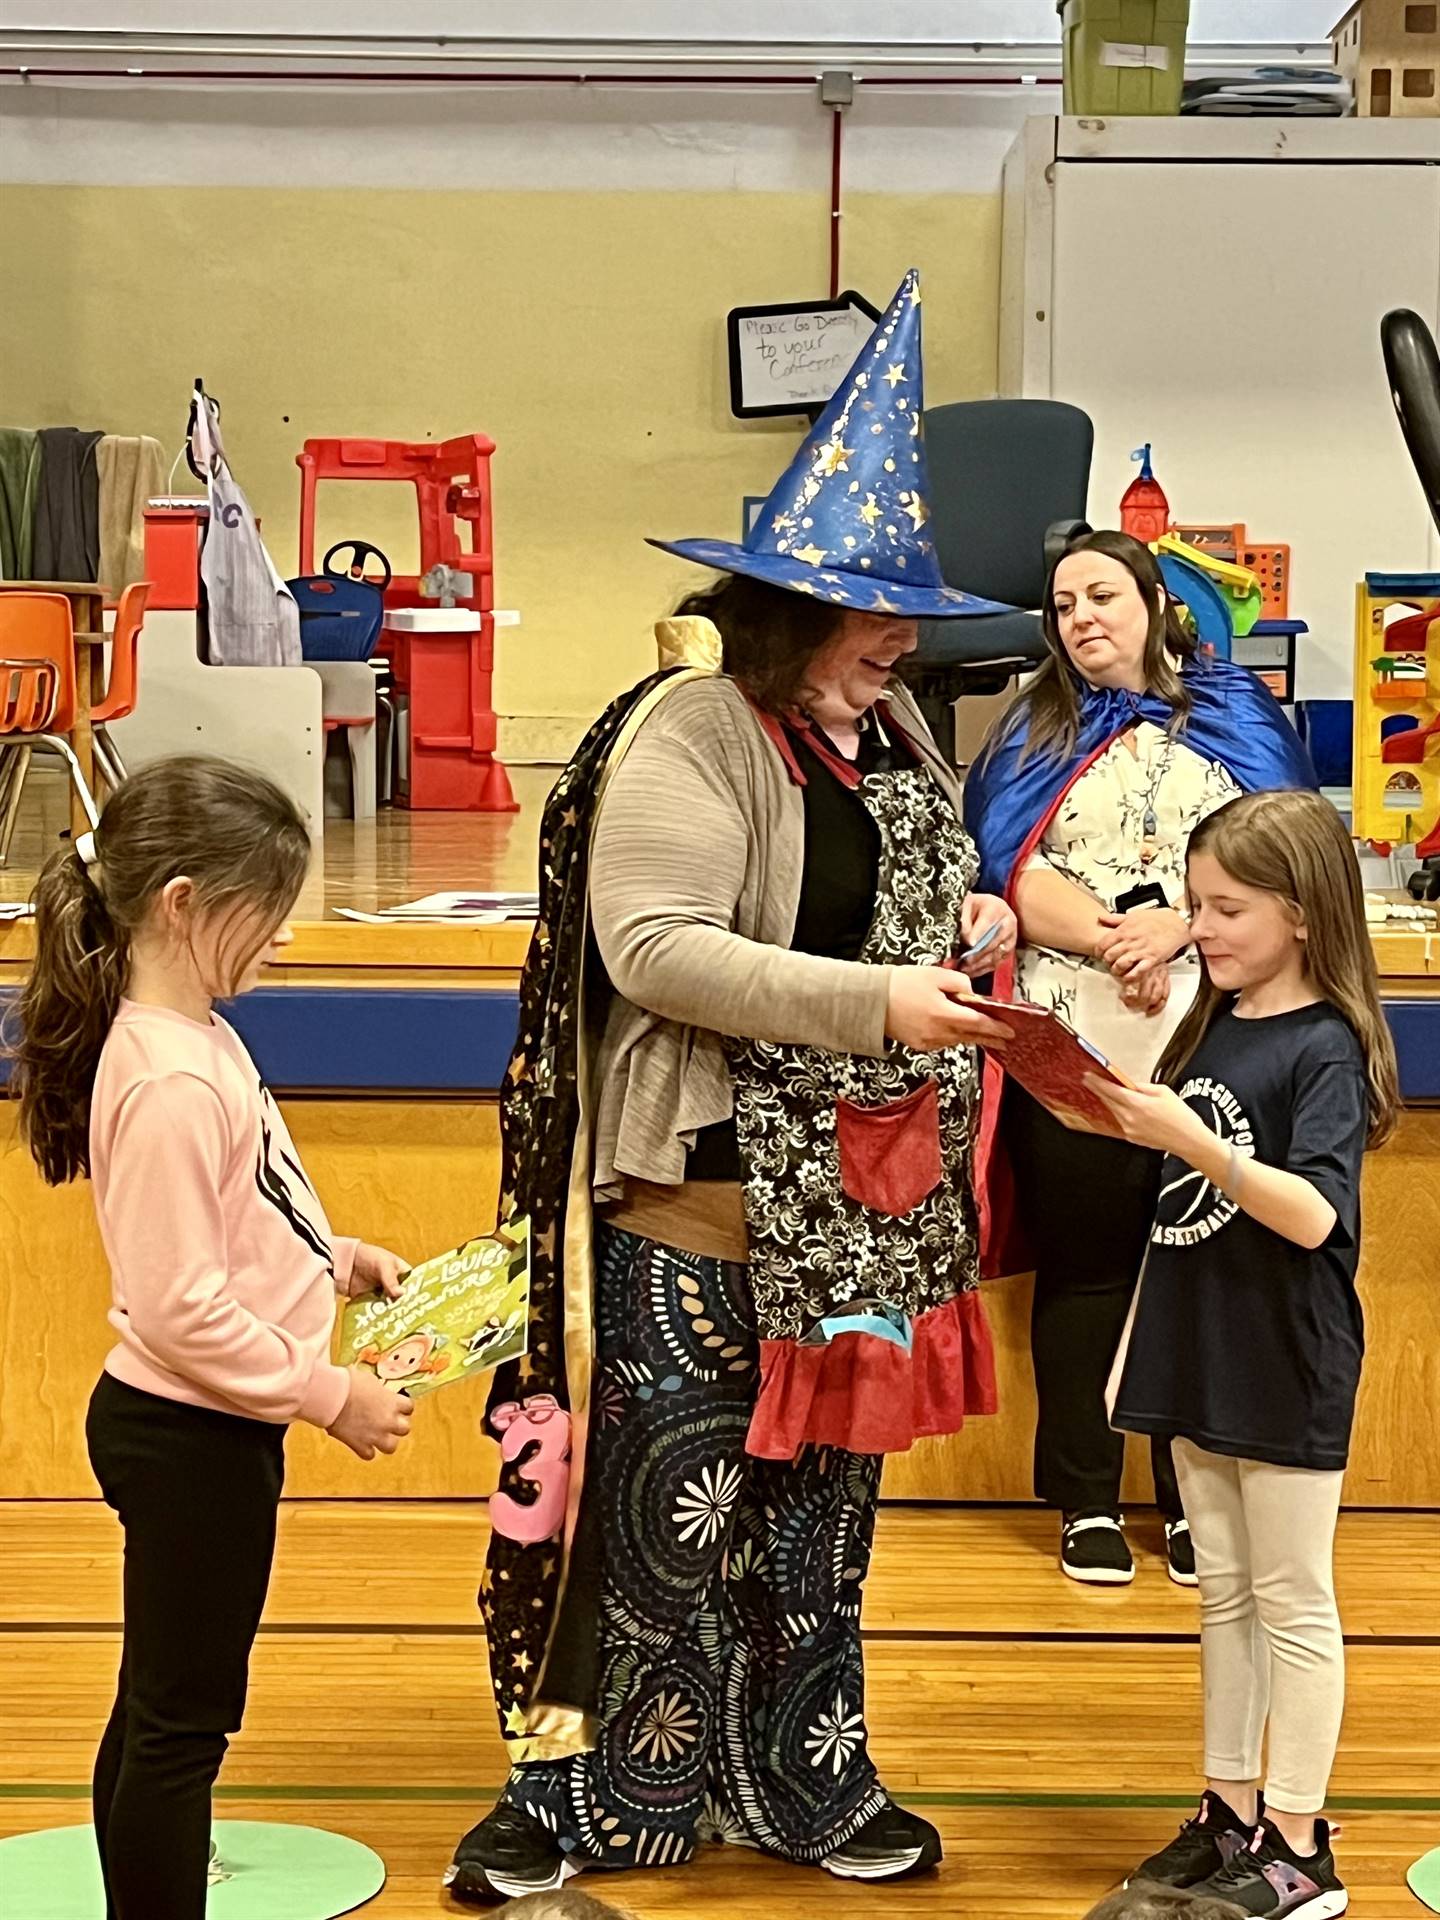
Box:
[489,1395,572,1544]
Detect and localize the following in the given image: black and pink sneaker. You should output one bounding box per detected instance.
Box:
[1128,1790,1256,1887]
[1187,1816,1348,1916]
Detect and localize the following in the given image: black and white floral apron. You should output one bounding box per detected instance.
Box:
[730,716,995,1458]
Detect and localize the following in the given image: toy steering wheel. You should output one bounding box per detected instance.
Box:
[323,539,393,591]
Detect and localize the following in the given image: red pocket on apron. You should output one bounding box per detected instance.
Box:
[835,1079,943,1218]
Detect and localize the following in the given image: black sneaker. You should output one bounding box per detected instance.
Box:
[1165,1516,1200,1587]
[1060,1512,1135,1586]
[443,1803,580,1905]
[1189,1816,1348,1916]
[822,1800,942,1882]
[1128,1791,1256,1887]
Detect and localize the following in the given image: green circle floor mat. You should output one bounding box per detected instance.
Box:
[0,1820,385,1918]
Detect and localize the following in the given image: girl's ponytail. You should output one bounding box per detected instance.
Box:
[12,843,130,1184]
[7,755,311,1186]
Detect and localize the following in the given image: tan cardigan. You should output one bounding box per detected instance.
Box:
[588,665,968,1201]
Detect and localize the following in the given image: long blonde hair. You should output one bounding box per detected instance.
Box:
[1158,790,1400,1148]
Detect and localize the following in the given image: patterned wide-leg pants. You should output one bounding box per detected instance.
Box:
[502,1221,887,1871]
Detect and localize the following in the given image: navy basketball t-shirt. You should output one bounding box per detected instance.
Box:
[1112,1001,1369,1472]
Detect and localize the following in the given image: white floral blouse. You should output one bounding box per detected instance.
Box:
[1014,721,1241,1082]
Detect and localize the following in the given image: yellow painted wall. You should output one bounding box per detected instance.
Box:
[0,185,1000,729]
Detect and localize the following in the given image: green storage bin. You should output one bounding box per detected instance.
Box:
[1059,0,1191,115]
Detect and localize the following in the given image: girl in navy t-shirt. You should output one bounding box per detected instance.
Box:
[1088,790,1398,1919]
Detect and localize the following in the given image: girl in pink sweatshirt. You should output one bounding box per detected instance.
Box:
[12,755,413,1920]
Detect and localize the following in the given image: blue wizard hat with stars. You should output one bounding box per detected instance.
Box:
[649,269,1006,618]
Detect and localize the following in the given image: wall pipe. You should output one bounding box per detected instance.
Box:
[0,31,1333,71]
[0,67,1066,86]
[830,105,844,301]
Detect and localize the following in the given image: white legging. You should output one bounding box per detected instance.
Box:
[1172,1438,1346,1816]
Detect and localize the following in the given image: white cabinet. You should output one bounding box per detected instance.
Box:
[1000,116,1440,698]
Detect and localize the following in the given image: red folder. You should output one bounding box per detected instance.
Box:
[967,997,1135,1132]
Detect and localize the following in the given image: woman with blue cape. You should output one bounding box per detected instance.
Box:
[964,530,1317,1590]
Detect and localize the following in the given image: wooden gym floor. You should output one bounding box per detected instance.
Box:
[0,766,558,916]
[1,1502,1436,1918]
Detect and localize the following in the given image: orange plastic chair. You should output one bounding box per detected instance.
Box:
[92,580,150,791]
[0,592,99,867]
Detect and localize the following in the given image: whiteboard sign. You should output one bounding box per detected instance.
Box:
[727,291,881,419]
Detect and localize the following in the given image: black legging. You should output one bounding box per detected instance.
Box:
[1003,1083,1182,1522]
[85,1373,285,1920]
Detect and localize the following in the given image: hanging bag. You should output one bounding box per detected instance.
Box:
[188,379,301,667]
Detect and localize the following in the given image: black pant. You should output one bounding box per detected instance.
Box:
[1004,1085,1182,1522]
[85,1373,286,1920]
